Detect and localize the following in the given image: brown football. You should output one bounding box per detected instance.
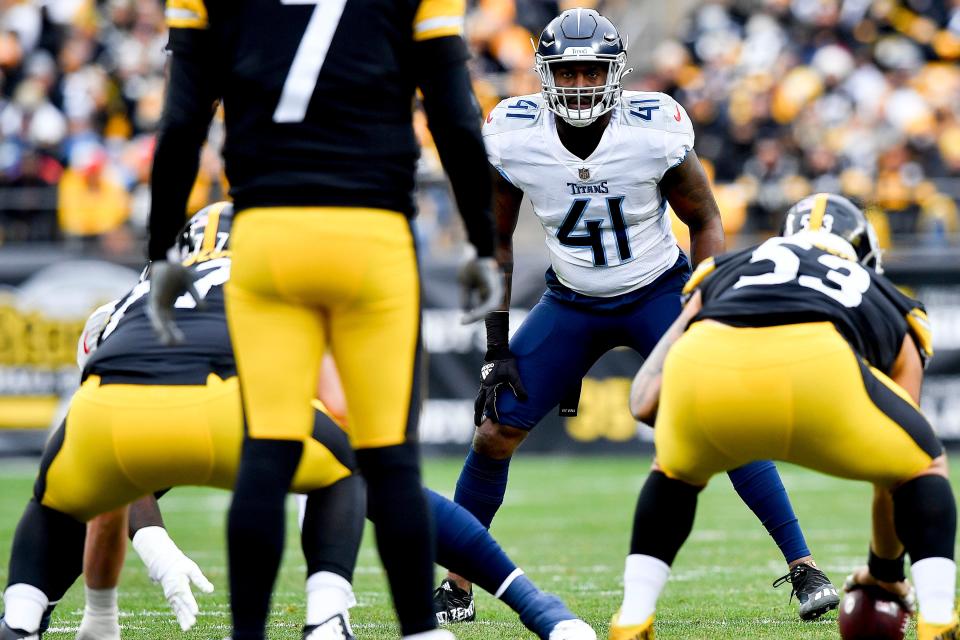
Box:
[838,586,910,640]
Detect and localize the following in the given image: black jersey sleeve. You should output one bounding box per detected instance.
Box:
[873,277,934,366]
[681,246,751,300]
[147,30,221,261]
[414,35,495,257]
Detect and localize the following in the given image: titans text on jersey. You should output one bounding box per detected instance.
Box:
[483,90,694,296]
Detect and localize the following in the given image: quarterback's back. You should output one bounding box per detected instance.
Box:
[165,0,465,213]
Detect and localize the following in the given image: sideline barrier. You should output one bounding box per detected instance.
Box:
[0,248,956,454]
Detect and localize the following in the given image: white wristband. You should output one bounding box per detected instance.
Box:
[132,526,181,580]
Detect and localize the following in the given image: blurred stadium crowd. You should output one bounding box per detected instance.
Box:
[0,0,958,253]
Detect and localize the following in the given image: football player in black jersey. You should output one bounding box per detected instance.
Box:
[0,204,366,640]
[0,204,594,640]
[608,194,957,640]
[143,1,500,639]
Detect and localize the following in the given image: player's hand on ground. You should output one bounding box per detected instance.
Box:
[132,526,215,631]
[458,257,503,324]
[156,555,215,631]
[147,261,205,345]
[844,566,916,614]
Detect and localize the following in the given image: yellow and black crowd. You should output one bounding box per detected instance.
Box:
[0,0,958,251]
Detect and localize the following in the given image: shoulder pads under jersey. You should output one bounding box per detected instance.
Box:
[619,91,693,136]
[483,94,546,137]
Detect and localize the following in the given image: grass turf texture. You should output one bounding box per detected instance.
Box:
[1,456,957,639]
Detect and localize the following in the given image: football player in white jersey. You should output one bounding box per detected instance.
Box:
[433,7,839,627]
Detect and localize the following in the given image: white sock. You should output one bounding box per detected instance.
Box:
[297,494,308,531]
[2,583,48,632]
[78,587,120,640]
[306,571,355,626]
[913,557,957,624]
[619,554,670,626]
[84,586,118,617]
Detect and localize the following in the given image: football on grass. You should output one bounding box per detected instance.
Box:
[838,586,910,640]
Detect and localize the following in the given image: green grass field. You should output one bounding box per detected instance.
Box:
[1,455,957,639]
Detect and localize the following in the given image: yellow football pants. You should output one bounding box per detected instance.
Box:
[38,375,352,522]
[655,321,942,488]
[226,207,420,448]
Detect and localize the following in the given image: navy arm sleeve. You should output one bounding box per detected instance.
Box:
[414,36,495,258]
[147,30,221,261]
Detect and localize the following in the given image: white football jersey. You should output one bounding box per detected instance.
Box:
[483,90,694,297]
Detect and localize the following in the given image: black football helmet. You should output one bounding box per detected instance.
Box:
[176,201,234,264]
[535,8,631,127]
[781,193,883,273]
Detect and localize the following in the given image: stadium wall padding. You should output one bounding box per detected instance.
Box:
[0,249,957,456]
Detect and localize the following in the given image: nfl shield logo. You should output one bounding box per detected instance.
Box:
[579,167,590,181]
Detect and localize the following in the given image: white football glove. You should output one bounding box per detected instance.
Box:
[76,300,118,370]
[132,526,214,631]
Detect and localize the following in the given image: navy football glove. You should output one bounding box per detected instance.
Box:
[146,261,204,346]
[473,311,527,426]
[458,257,503,324]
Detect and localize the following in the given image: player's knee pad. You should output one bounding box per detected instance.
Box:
[354,442,421,485]
[892,474,957,562]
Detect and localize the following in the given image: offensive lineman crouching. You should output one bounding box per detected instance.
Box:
[0,204,363,640]
[612,194,957,640]
[0,204,595,640]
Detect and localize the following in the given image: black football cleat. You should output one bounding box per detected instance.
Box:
[0,620,39,640]
[773,563,840,620]
[302,613,355,640]
[0,607,50,638]
[433,578,476,625]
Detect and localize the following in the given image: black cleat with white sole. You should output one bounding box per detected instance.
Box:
[302,613,355,640]
[773,563,841,620]
[0,621,39,640]
[433,579,475,625]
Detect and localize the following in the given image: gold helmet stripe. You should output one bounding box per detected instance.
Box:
[808,193,829,231]
[201,202,227,252]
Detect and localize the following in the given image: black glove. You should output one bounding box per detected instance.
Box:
[458,256,503,324]
[146,261,205,346]
[474,311,528,426]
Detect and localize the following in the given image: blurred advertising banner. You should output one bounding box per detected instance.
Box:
[0,250,957,455]
[418,252,960,453]
[892,268,960,443]
[0,259,139,440]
